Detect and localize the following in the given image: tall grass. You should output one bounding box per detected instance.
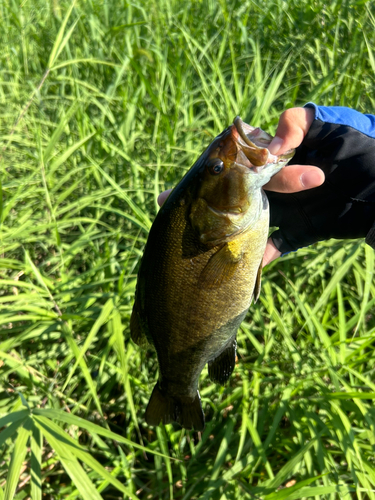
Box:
[1,0,375,498]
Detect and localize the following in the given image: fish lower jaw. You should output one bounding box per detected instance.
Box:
[234,160,285,177]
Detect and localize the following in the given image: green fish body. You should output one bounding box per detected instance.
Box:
[131,117,293,430]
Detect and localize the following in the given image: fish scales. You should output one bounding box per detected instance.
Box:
[131,117,294,430]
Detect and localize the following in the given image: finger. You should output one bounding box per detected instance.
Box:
[264,164,325,193]
[262,238,281,267]
[157,189,172,207]
[268,107,315,155]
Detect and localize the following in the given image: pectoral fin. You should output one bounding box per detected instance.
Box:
[252,261,263,303]
[198,243,242,289]
[208,336,237,385]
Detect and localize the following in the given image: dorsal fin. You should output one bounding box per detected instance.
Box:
[130,298,149,348]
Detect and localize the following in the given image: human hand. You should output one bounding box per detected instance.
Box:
[158,107,325,266]
[268,103,375,254]
[262,107,325,264]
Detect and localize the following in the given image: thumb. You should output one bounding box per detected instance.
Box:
[268,107,315,155]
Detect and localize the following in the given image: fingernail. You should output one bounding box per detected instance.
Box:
[157,192,166,207]
[300,170,323,189]
[157,189,172,207]
[268,136,284,155]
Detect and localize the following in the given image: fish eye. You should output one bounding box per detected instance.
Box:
[208,160,224,175]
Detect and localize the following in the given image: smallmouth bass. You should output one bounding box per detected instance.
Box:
[131,117,294,430]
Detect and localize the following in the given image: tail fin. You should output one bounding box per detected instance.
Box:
[145,384,205,431]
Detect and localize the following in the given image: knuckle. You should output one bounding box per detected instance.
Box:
[281,107,304,123]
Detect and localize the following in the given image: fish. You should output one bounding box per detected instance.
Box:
[130,117,294,430]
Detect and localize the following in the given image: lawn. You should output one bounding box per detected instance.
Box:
[1,0,375,498]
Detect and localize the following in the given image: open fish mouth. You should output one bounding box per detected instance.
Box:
[233,116,294,173]
[233,116,270,149]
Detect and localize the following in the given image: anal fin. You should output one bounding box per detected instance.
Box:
[208,336,237,385]
[145,384,205,431]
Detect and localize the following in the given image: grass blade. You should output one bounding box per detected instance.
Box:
[34,415,103,500]
[33,408,170,458]
[34,415,138,500]
[30,424,42,500]
[47,0,77,68]
[62,298,114,391]
[4,423,30,500]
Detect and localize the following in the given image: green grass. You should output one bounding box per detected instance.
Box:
[1,0,375,498]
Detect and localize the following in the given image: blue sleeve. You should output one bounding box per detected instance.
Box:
[304,102,375,139]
